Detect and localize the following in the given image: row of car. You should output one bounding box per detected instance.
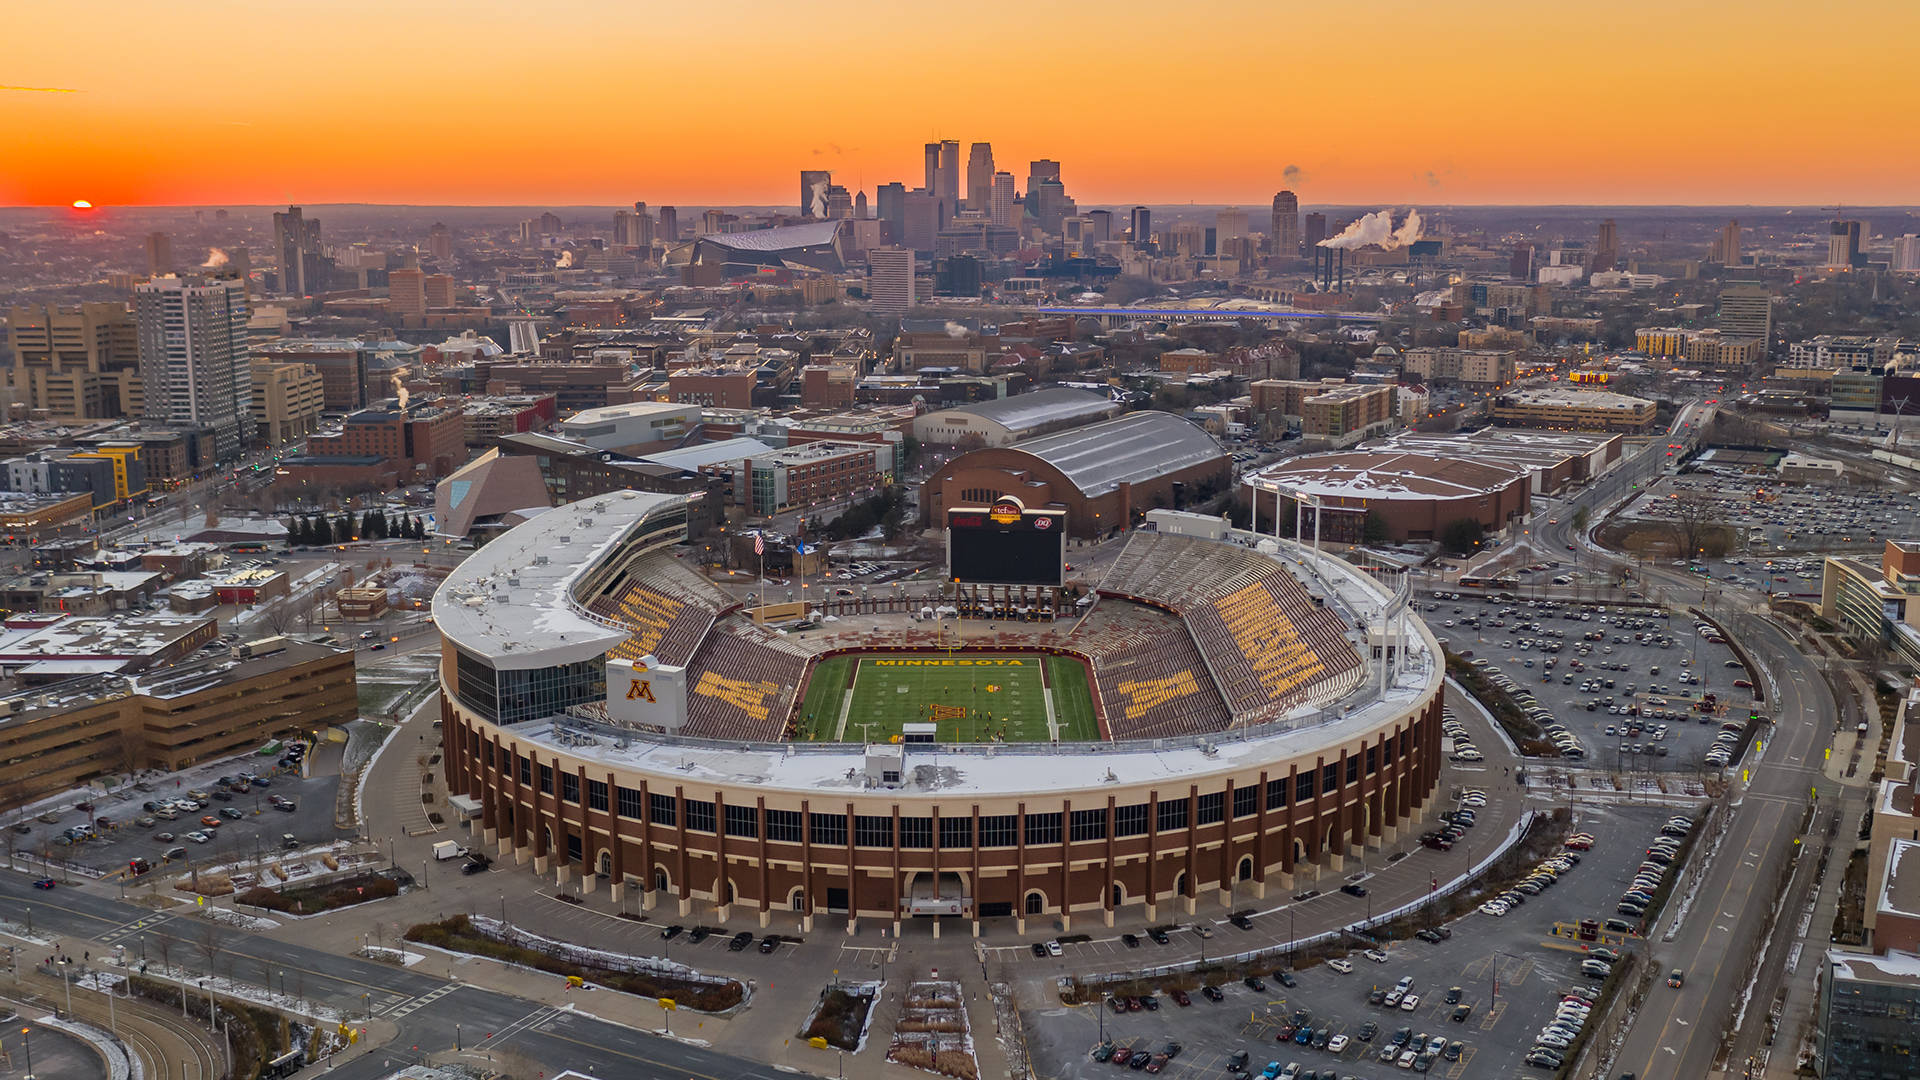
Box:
[1475,667,1587,759]
[1523,987,1599,1069]
[1479,846,1583,918]
[1092,1039,1180,1073]
[654,924,785,953]
[1614,816,1694,921]
[1418,789,1487,852]
[1704,724,1746,768]
[1440,710,1483,764]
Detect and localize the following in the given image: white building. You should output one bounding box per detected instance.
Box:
[134,275,253,460]
[1894,234,1920,274]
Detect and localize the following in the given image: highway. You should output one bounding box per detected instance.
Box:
[1521,402,1843,1079]
[0,872,791,1080]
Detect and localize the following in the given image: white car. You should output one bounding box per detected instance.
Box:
[1400,994,1421,1011]
[1327,1034,1350,1053]
[1045,940,1062,957]
[1479,901,1509,916]
[1328,958,1353,974]
[1364,948,1390,963]
[185,830,211,843]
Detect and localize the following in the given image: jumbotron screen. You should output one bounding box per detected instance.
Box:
[946,502,1066,587]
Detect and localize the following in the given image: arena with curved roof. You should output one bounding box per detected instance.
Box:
[1244,450,1531,545]
[434,490,1443,935]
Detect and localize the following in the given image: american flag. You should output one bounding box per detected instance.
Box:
[754,531,764,556]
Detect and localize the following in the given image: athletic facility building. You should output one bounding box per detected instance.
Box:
[1243,451,1532,544]
[434,490,1443,936]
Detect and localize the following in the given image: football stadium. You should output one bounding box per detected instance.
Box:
[435,489,1443,935]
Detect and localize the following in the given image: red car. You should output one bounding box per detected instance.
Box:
[33,877,56,889]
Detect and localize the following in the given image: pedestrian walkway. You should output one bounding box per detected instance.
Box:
[1,951,226,1080]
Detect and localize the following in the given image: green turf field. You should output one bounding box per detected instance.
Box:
[794,653,1101,744]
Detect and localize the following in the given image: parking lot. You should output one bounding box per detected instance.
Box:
[8,744,347,883]
[1623,473,1920,552]
[1426,591,1756,772]
[1023,804,1692,1080]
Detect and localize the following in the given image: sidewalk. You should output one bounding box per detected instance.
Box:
[1,949,227,1080]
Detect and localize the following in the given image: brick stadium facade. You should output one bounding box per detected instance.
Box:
[434,493,1443,936]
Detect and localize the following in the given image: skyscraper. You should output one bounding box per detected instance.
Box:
[134,275,253,459]
[936,141,960,203]
[868,247,915,315]
[1829,219,1864,269]
[428,222,452,261]
[658,207,678,242]
[966,143,995,212]
[1303,213,1328,250]
[989,173,1017,228]
[1593,218,1618,273]
[1086,209,1113,244]
[1026,160,1061,210]
[800,170,832,218]
[1710,219,1741,265]
[1893,235,1920,273]
[613,208,654,249]
[272,206,322,296]
[876,182,908,245]
[1130,206,1152,249]
[1271,191,1299,258]
[144,232,172,277]
[1216,207,1248,245]
[924,144,942,195]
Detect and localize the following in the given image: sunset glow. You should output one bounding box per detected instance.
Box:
[5,1,1920,207]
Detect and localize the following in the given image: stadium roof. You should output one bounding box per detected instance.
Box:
[696,220,843,253]
[929,387,1117,435]
[1017,411,1225,497]
[1250,451,1527,502]
[433,491,688,670]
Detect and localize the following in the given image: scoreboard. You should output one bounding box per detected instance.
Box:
[946,498,1066,587]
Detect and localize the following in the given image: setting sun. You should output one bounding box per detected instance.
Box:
[71,199,91,209]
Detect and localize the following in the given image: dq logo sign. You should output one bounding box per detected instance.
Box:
[625,678,656,703]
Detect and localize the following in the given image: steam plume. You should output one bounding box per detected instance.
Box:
[1319,209,1423,251]
[201,248,229,269]
[555,249,573,269]
[392,373,410,412]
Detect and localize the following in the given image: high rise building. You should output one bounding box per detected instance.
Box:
[854,190,869,220]
[424,274,456,309]
[272,206,322,296]
[1303,213,1328,250]
[613,208,654,249]
[1271,191,1299,257]
[868,247,915,315]
[657,206,678,243]
[144,232,172,278]
[1593,218,1618,272]
[826,184,853,219]
[989,173,1017,229]
[1830,219,1865,269]
[936,141,960,203]
[903,189,948,251]
[800,170,832,218]
[428,222,452,262]
[1718,282,1773,342]
[923,144,942,194]
[1216,207,1248,245]
[134,275,253,460]
[1893,234,1920,273]
[1086,209,1113,244]
[966,143,995,212]
[876,182,908,245]
[1130,206,1152,249]
[1710,219,1741,265]
[390,267,426,322]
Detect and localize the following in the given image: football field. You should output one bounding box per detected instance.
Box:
[795,653,1099,744]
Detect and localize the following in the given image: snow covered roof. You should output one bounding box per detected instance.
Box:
[923,387,1117,435]
[1014,411,1226,497]
[1878,837,1920,920]
[1828,948,1920,985]
[1248,451,1527,503]
[432,491,690,670]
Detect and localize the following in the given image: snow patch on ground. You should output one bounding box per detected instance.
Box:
[35,1012,140,1080]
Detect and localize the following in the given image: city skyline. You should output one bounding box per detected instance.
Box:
[5,1,1918,208]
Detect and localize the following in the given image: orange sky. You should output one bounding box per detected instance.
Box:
[5,0,1918,207]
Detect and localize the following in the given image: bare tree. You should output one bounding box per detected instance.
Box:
[116,727,146,781]
[195,919,227,980]
[1665,491,1723,560]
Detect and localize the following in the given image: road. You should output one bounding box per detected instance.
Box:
[0,872,792,1080]
[1523,401,1846,1078]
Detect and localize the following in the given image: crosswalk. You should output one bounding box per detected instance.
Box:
[381,981,460,1018]
[97,912,176,946]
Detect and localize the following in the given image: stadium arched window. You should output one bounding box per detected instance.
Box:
[1237,855,1255,882]
[653,867,671,893]
[1025,891,1045,916]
